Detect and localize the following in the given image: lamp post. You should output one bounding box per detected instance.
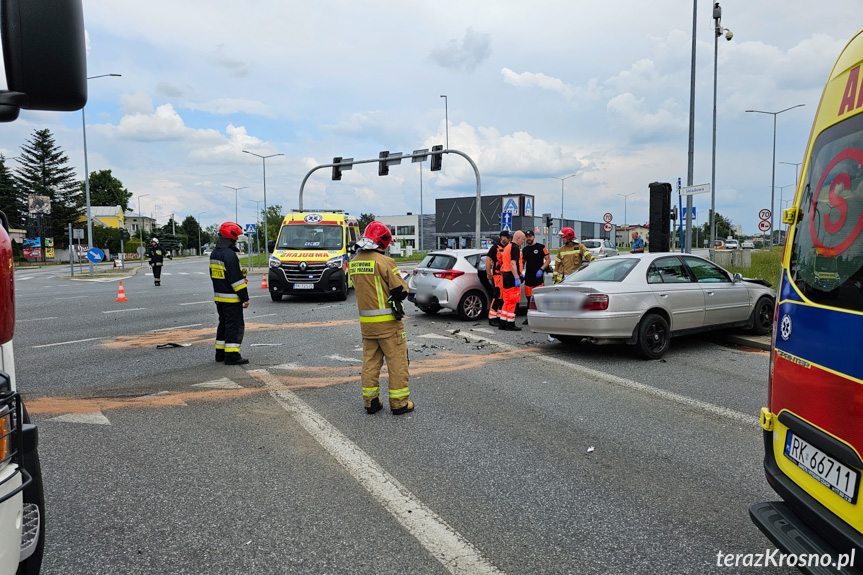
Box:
[618,193,635,243]
[242,151,283,250]
[779,161,803,188]
[223,185,248,223]
[684,0,698,253]
[197,210,207,256]
[249,199,263,257]
[745,104,805,250]
[710,3,733,262]
[82,73,121,276]
[552,174,576,220]
[776,184,795,245]
[440,95,448,149]
[137,194,149,266]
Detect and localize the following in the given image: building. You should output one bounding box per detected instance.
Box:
[376,213,435,253]
[79,205,124,229]
[615,224,650,248]
[124,212,157,241]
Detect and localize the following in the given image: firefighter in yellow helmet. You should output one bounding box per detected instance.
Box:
[553,227,594,283]
[348,222,414,415]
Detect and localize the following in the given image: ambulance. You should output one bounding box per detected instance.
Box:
[750,27,863,569]
[267,211,361,301]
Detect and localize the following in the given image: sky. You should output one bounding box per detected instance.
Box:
[1,0,860,236]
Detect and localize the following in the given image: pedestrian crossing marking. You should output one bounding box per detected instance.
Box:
[49,411,111,425]
[194,378,242,389]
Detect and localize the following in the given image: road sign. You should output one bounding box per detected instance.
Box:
[245,223,257,234]
[72,228,84,239]
[759,209,772,221]
[758,220,772,232]
[681,183,711,196]
[137,246,146,255]
[603,222,613,232]
[682,207,697,219]
[501,211,512,232]
[87,248,105,263]
[603,212,613,223]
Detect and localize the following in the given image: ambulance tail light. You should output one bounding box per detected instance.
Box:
[583,294,609,310]
[433,270,464,280]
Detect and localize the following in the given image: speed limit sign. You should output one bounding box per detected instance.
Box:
[603,212,613,223]
[759,209,772,221]
[758,220,772,232]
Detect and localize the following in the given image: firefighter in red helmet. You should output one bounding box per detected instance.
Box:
[553,227,594,283]
[348,221,414,415]
[210,222,250,365]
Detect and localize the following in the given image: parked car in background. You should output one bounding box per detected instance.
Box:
[582,238,619,258]
[724,239,740,250]
[741,241,755,249]
[527,253,775,359]
[713,239,726,250]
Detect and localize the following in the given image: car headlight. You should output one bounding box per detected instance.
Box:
[326,256,343,269]
[269,256,281,269]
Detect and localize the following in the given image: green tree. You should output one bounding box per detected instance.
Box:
[157,216,187,251]
[181,215,207,251]
[205,223,219,246]
[14,129,81,242]
[0,156,24,227]
[262,204,284,242]
[699,212,734,246]
[79,169,132,212]
[358,212,376,232]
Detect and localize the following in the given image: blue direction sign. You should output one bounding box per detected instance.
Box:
[682,207,697,219]
[501,211,512,232]
[87,248,105,263]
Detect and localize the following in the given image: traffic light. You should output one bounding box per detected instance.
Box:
[546,216,553,228]
[378,151,389,176]
[430,145,443,171]
[671,206,678,220]
[332,157,342,181]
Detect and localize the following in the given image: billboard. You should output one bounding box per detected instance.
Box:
[28,195,50,214]
[23,237,41,258]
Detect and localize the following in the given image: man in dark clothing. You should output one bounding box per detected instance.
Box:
[485,230,510,326]
[210,222,250,365]
[521,230,550,324]
[147,238,169,286]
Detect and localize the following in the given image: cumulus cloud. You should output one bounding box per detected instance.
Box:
[501,68,570,95]
[116,103,190,141]
[188,124,266,163]
[157,81,190,99]
[430,27,491,72]
[183,98,274,117]
[208,44,252,77]
[120,91,154,115]
[606,93,686,143]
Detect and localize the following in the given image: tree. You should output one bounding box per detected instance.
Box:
[699,212,734,246]
[262,204,284,242]
[181,215,206,251]
[158,216,186,251]
[0,156,23,227]
[14,129,81,244]
[79,169,132,212]
[358,212,376,232]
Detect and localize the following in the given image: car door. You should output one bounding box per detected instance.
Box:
[682,256,751,325]
[646,256,704,330]
[604,240,618,257]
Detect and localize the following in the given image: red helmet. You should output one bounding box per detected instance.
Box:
[363,221,393,250]
[219,222,243,240]
[558,227,576,241]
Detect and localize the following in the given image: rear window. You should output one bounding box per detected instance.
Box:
[582,240,601,248]
[563,258,638,283]
[422,254,457,270]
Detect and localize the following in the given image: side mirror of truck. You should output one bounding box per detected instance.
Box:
[267,240,275,254]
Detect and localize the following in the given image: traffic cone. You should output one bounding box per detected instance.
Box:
[260,274,268,289]
[115,281,128,302]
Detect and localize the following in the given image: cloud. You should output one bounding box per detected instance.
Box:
[501,68,570,95]
[208,44,252,77]
[606,93,686,143]
[157,81,190,99]
[183,99,274,117]
[116,103,190,141]
[430,27,491,72]
[188,124,266,163]
[120,91,154,115]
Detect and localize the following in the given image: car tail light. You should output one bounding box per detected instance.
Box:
[433,270,464,280]
[412,269,419,275]
[583,294,609,310]
[599,247,604,254]
[528,296,536,310]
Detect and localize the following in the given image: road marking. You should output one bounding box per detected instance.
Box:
[248,313,278,320]
[257,370,505,575]
[454,331,758,426]
[54,295,90,300]
[179,301,210,306]
[249,295,269,299]
[194,378,242,389]
[102,308,146,314]
[471,328,496,334]
[49,411,110,425]
[271,363,302,370]
[33,337,105,348]
[326,354,360,363]
[417,333,451,340]
[17,317,58,322]
[150,324,203,332]
[17,276,34,281]
[178,272,189,275]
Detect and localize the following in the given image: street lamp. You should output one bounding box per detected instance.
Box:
[618,193,635,242]
[776,183,795,245]
[137,194,149,266]
[440,95,448,149]
[745,104,805,250]
[710,3,733,262]
[82,73,121,276]
[242,151,284,250]
[552,174,576,220]
[223,185,248,223]
[197,210,207,255]
[249,199,264,257]
[779,161,803,188]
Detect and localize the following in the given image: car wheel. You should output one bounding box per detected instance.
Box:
[270,291,283,302]
[417,304,441,315]
[749,297,774,335]
[17,404,45,575]
[635,313,670,359]
[458,290,487,321]
[334,276,348,301]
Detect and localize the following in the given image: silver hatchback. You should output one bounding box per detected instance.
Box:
[582,238,619,258]
[407,249,492,320]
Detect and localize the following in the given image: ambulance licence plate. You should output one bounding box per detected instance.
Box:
[293,283,313,290]
[784,431,860,503]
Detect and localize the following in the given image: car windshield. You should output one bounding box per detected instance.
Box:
[582,240,601,248]
[562,258,638,283]
[276,224,343,250]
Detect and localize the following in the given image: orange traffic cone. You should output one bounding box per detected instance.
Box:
[260,274,268,289]
[115,281,128,302]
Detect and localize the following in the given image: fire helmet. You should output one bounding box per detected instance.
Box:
[363,221,393,250]
[558,227,576,242]
[219,222,243,240]
[151,237,159,244]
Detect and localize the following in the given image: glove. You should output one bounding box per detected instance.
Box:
[514,277,521,288]
[536,269,543,278]
[389,295,406,320]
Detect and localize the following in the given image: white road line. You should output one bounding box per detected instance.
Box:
[248,294,269,299]
[102,308,146,314]
[259,371,504,575]
[454,331,758,426]
[53,295,90,300]
[326,354,360,363]
[49,411,110,425]
[247,313,278,320]
[17,317,58,322]
[33,337,104,348]
[179,301,210,306]
[178,272,189,275]
[150,324,203,332]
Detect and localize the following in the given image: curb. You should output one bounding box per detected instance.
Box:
[720,333,772,351]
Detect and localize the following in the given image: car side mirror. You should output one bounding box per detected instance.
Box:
[733,272,743,283]
[267,240,275,254]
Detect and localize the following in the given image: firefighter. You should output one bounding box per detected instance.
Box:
[147,237,167,286]
[521,230,550,324]
[349,221,413,415]
[485,230,510,326]
[499,230,525,331]
[553,227,594,283]
[211,222,250,365]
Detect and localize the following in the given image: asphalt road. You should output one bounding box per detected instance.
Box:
[12,256,794,574]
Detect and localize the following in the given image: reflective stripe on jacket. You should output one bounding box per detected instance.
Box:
[554,242,594,278]
[210,239,249,304]
[349,250,407,338]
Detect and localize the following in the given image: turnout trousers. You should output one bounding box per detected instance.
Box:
[152,263,162,285]
[362,331,410,410]
[488,275,504,319]
[215,302,245,361]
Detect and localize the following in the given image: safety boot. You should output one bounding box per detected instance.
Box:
[489,317,500,327]
[365,397,383,414]
[215,350,225,362]
[224,353,249,365]
[392,401,415,415]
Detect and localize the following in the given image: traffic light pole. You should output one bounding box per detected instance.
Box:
[298,148,483,246]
